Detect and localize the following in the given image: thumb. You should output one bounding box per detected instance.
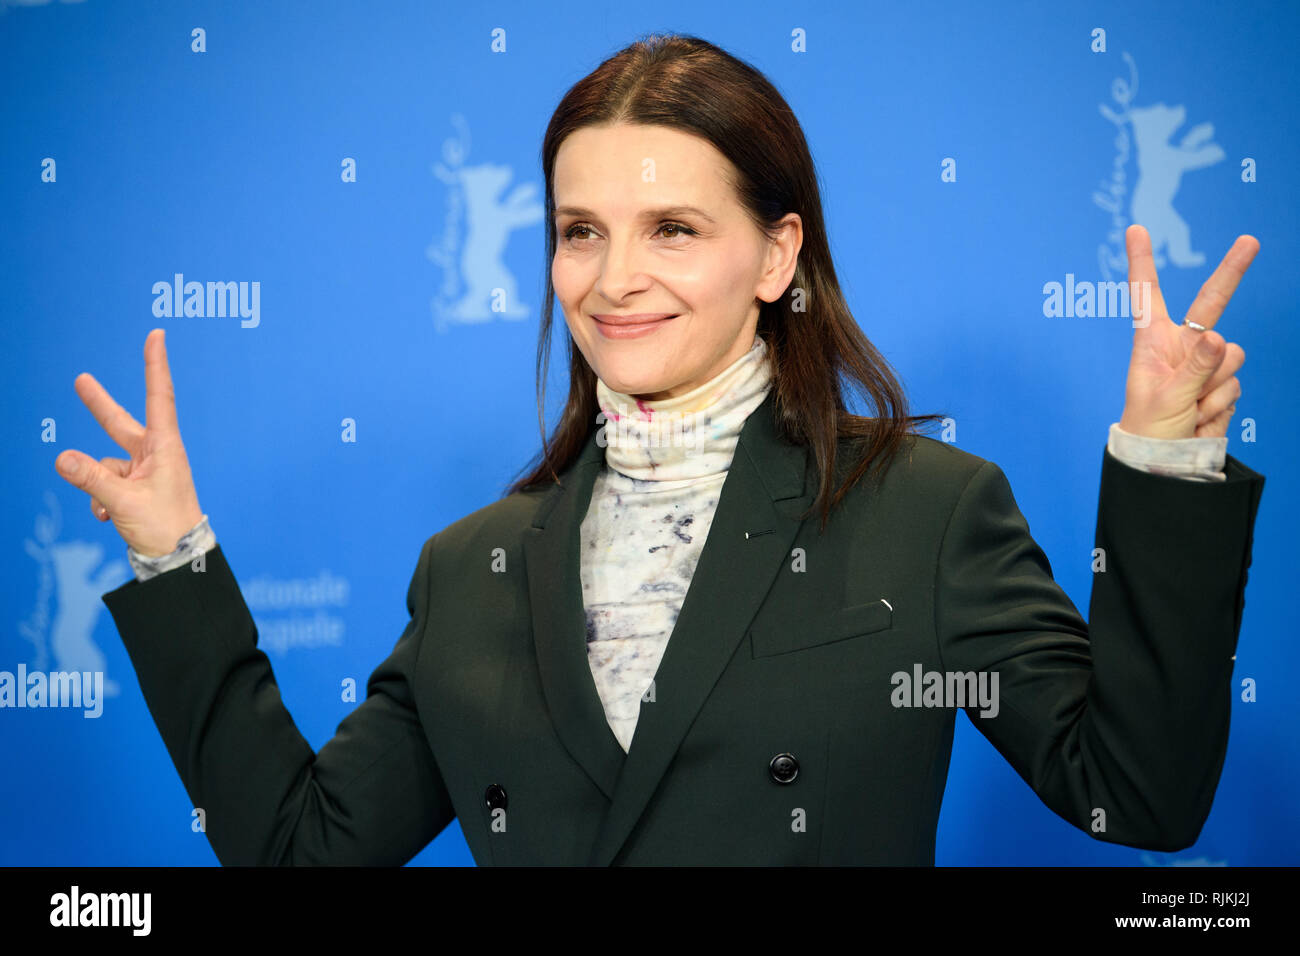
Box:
[56,450,124,510]
[1173,331,1226,393]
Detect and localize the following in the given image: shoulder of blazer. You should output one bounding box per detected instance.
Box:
[423,479,560,563]
[422,435,605,566]
[830,430,994,507]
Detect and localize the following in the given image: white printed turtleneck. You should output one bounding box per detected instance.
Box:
[579,335,773,752]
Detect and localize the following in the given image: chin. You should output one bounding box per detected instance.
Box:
[589,355,675,399]
[599,373,671,399]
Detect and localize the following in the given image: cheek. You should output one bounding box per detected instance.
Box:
[672,249,753,318]
[551,259,584,325]
[551,256,575,299]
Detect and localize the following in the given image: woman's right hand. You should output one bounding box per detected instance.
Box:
[56,328,205,558]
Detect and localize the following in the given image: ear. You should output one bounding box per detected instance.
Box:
[756,213,803,303]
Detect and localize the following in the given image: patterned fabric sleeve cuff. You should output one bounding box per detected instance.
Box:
[128,514,217,581]
[1107,422,1227,482]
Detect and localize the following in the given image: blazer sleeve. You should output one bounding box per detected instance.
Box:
[101,534,456,865]
[933,445,1265,851]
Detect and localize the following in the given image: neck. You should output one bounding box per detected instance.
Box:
[595,335,772,481]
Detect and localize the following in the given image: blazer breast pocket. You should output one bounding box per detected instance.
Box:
[750,598,894,658]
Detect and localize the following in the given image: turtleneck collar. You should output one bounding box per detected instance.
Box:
[595,334,773,481]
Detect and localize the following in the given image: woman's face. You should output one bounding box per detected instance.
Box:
[552,122,801,400]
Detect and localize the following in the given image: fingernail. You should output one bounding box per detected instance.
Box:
[61,455,78,474]
[1197,336,1217,356]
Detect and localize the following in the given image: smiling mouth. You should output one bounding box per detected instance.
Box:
[592,313,679,326]
[590,313,679,339]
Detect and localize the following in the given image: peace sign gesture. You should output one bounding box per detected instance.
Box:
[1118,224,1260,440]
[55,329,205,557]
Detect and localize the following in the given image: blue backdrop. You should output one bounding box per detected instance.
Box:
[2,0,1295,866]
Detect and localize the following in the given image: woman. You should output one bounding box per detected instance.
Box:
[56,34,1264,865]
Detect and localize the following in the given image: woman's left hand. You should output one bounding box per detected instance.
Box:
[1118,224,1260,440]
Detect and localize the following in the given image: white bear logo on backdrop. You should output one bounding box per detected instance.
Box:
[1095,51,1225,280]
[10,492,124,714]
[426,114,544,332]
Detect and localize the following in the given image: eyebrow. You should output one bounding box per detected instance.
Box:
[553,204,717,225]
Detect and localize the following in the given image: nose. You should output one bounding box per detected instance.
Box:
[594,234,652,302]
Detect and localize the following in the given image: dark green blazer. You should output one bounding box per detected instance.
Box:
[102,392,1265,865]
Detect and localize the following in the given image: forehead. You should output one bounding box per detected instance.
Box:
[553,123,736,209]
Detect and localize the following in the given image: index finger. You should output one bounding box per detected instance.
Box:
[144,328,180,434]
[1182,235,1261,333]
[1125,224,1171,327]
[73,372,145,458]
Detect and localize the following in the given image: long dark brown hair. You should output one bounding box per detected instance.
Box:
[506,33,947,530]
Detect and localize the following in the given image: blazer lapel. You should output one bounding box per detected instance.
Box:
[586,390,813,865]
[523,429,627,800]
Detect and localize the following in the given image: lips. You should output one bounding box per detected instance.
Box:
[590,313,678,340]
[592,313,678,326]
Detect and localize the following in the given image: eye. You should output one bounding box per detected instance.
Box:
[559,221,697,244]
[657,221,695,239]
[562,223,594,242]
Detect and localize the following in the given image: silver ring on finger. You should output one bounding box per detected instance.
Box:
[1184,319,1208,332]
